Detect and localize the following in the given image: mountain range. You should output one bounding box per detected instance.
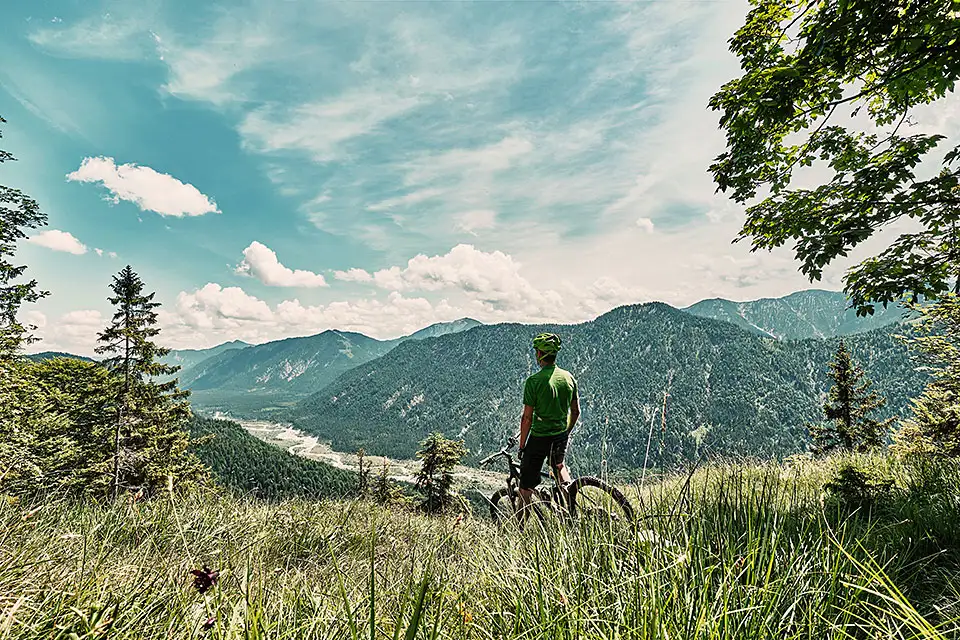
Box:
[684,290,908,339]
[287,301,924,472]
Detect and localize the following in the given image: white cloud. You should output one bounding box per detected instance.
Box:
[235,241,328,288]
[28,16,156,61]
[95,248,104,256]
[456,210,497,234]
[636,218,654,233]
[67,157,220,217]
[333,268,375,283]
[175,283,274,329]
[366,188,443,212]
[30,309,105,356]
[27,230,88,255]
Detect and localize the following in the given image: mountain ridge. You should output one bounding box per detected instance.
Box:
[288,301,923,471]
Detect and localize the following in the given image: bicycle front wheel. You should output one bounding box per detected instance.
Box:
[568,476,635,524]
[489,487,518,525]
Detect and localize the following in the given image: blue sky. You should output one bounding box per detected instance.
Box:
[2,0,886,354]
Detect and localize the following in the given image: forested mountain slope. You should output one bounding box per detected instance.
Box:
[684,289,906,339]
[160,340,251,373]
[188,416,356,500]
[177,319,483,409]
[289,303,924,472]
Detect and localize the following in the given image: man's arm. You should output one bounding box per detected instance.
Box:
[568,388,580,432]
[519,405,534,450]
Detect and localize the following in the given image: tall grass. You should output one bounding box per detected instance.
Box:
[2,455,959,639]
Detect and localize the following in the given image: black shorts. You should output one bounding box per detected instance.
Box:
[519,432,569,490]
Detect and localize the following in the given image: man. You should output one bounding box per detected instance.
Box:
[518,332,580,519]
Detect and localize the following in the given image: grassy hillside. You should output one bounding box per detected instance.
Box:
[290,303,925,470]
[3,455,958,638]
[187,416,358,501]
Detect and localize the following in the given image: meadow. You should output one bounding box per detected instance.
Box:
[3,454,959,640]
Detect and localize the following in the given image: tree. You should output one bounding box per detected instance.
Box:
[95,266,203,499]
[809,339,893,454]
[0,116,48,357]
[893,294,960,456]
[710,2,960,315]
[415,433,467,514]
[372,460,409,507]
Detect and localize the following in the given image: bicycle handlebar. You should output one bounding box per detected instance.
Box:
[479,437,519,467]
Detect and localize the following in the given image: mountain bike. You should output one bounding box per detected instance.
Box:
[479,437,634,527]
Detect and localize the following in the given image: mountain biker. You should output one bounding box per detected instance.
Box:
[517,332,580,520]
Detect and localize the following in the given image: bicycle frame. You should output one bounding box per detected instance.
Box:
[479,439,567,512]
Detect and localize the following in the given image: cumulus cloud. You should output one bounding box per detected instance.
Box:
[67,157,220,217]
[27,230,88,255]
[30,309,104,356]
[333,268,375,283]
[235,241,328,288]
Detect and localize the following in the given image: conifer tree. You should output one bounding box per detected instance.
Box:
[415,432,467,514]
[372,459,407,507]
[894,295,960,457]
[95,266,202,499]
[0,116,48,358]
[809,339,893,455]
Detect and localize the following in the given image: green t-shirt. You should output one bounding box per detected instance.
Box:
[523,365,578,437]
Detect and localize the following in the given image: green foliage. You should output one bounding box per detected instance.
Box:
[291,304,925,471]
[710,1,960,314]
[895,295,960,456]
[0,116,48,357]
[415,432,467,513]
[187,416,356,501]
[96,266,203,499]
[824,464,895,513]
[2,457,960,638]
[809,339,893,454]
[372,460,412,508]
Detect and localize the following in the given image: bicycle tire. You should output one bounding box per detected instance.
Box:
[489,487,517,524]
[568,476,635,523]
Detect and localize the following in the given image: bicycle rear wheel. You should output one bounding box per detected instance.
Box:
[568,476,635,524]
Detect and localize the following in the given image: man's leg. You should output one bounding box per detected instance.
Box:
[518,436,547,526]
[548,434,572,503]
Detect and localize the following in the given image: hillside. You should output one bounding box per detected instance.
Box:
[160,340,251,373]
[5,457,959,638]
[684,289,906,339]
[23,351,98,363]
[178,318,482,411]
[289,303,925,471]
[188,415,357,500]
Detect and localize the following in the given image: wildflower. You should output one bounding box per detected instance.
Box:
[453,513,464,527]
[202,616,216,631]
[190,567,220,594]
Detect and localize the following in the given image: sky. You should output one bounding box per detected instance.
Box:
[2,0,953,356]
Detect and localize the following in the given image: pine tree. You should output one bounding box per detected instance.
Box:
[808,339,893,455]
[415,433,467,514]
[372,460,408,507]
[893,295,960,457]
[95,266,203,499]
[0,116,48,358]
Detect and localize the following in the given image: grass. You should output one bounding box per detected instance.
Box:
[2,455,959,639]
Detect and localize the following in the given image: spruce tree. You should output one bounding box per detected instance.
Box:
[0,116,48,358]
[95,266,203,499]
[415,432,467,514]
[809,339,893,455]
[894,295,960,457]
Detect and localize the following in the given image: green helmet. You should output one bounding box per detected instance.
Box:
[532,332,562,354]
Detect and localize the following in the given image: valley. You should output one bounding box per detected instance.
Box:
[209,412,507,495]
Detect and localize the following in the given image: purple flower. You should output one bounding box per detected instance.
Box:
[190,567,220,594]
[202,616,216,631]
